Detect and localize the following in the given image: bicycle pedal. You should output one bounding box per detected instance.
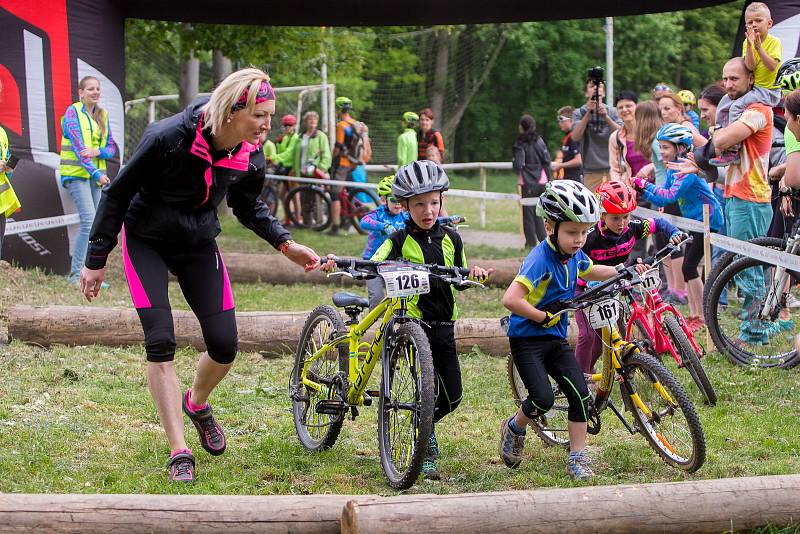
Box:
[366,389,381,398]
[350,406,359,420]
[315,399,347,415]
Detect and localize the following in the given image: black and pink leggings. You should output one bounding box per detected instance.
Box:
[122,228,237,364]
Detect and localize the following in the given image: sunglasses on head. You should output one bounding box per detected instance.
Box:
[557,116,570,122]
[654,84,671,91]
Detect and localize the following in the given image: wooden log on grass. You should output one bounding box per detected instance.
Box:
[0,493,368,533]
[221,252,522,288]
[8,305,571,356]
[340,474,800,534]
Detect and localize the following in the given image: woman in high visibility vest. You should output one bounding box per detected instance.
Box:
[60,76,117,284]
[0,123,22,257]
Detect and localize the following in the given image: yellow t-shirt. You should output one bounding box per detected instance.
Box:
[743,34,782,89]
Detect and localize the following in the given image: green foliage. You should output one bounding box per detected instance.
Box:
[125,2,746,163]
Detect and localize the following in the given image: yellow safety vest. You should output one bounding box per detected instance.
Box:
[59,102,109,181]
[0,126,21,218]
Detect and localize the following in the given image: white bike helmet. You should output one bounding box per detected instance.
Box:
[392,160,450,200]
[536,180,601,224]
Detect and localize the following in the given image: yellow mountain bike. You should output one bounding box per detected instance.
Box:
[289,257,482,488]
[507,250,706,473]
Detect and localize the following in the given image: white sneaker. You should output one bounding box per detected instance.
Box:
[786,294,800,309]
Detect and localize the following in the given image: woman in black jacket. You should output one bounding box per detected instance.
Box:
[80,68,319,483]
[513,114,551,247]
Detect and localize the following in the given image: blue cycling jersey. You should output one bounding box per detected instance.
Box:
[360,205,407,259]
[506,240,593,339]
[641,169,723,231]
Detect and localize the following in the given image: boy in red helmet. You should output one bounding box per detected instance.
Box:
[574,181,683,373]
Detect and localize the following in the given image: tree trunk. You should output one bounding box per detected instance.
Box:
[341,474,800,534]
[431,27,450,140]
[0,493,359,533]
[442,26,506,150]
[7,305,532,356]
[179,51,199,108]
[212,49,233,87]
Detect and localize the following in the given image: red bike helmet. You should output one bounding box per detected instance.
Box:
[597,180,637,214]
[281,114,297,126]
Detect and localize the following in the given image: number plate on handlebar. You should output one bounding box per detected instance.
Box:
[587,299,621,329]
[641,268,661,292]
[378,263,431,298]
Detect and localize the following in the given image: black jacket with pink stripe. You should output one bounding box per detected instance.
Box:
[86,99,290,269]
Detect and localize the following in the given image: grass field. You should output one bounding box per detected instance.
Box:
[1,201,799,507]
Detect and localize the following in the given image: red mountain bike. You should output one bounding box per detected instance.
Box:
[624,238,717,406]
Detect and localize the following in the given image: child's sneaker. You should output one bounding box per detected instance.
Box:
[422,430,441,480]
[499,418,525,469]
[428,430,440,460]
[182,389,226,456]
[422,457,440,481]
[167,450,195,483]
[710,149,740,167]
[566,451,594,481]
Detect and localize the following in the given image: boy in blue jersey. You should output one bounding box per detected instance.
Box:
[498,180,623,481]
[359,175,407,308]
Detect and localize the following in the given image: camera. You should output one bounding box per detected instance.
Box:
[587,66,604,84]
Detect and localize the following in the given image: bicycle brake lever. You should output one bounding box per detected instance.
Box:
[327,271,354,280]
[457,279,485,289]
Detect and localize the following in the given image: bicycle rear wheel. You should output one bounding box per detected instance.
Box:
[702,236,784,305]
[347,188,380,235]
[259,183,279,217]
[290,305,347,451]
[378,322,434,489]
[506,356,569,447]
[705,255,799,369]
[620,351,705,472]
[662,315,717,406]
[285,185,331,231]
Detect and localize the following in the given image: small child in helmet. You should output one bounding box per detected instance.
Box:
[633,124,723,332]
[574,180,683,374]
[397,112,419,167]
[359,175,408,308]
[368,160,492,480]
[678,89,701,130]
[498,180,630,481]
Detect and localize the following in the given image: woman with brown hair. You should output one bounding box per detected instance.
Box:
[417,107,445,161]
[513,113,551,247]
[60,75,117,284]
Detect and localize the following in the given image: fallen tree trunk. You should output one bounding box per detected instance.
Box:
[221,253,522,288]
[0,493,362,533]
[341,474,800,534]
[9,305,578,356]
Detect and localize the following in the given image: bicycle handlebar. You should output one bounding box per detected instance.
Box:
[322,256,475,286]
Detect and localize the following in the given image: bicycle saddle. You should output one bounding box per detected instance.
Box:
[332,292,369,309]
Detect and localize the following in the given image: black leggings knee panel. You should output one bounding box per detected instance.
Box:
[510,336,590,423]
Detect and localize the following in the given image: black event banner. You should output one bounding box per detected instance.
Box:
[0,0,124,273]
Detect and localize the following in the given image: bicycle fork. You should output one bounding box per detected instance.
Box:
[760,235,798,320]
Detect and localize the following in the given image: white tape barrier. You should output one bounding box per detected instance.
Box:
[264,174,520,201]
[633,206,800,273]
[5,214,81,236]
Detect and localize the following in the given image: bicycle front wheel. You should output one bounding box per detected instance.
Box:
[620,351,706,473]
[662,315,717,406]
[506,356,569,448]
[378,322,435,489]
[291,305,347,452]
[285,185,331,231]
[705,255,799,369]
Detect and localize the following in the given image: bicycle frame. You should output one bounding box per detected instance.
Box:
[299,296,406,408]
[591,324,667,422]
[624,288,704,366]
